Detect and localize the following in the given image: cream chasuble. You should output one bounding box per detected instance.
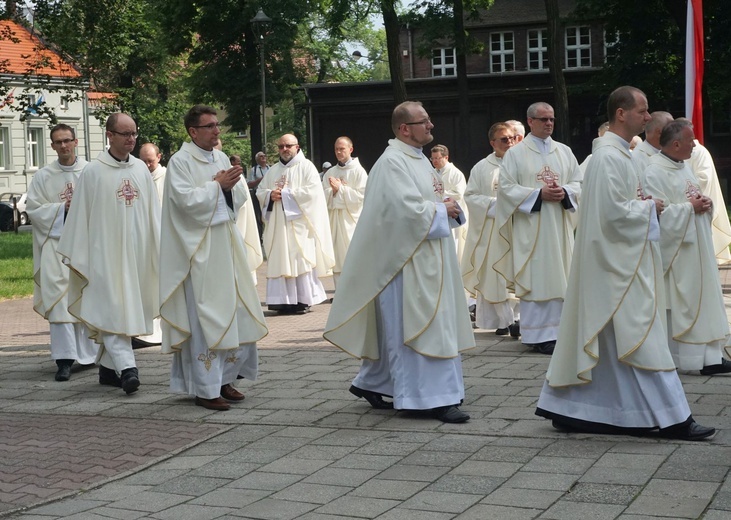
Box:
[27,159,87,322]
[688,141,731,264]
[256,151,335,280]
[439,161,469,262]
[151,165,166,205]
[235,199,264,280]
[461,153,510,304]
[642,153,729,349]
[159,142,268,353]
[57,152,160,342]
[633,139,658,172]
[322,158,368,274]
[494,134,582,301]
[324,139,475,360]
[545,132,676,387]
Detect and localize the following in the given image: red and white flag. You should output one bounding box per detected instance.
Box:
[686,0,704,144]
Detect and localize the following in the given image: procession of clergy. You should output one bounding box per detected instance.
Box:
[26,86,731,434]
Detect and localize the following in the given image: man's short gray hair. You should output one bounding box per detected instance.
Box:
[526,103,553,119]
[659,119,692,148]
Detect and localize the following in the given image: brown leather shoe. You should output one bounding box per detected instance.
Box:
[195,396,230,411]
[221,384,245,401]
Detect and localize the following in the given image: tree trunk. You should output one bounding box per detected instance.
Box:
[545,0,570,145]
[453,0,470,163]
[380,0,407,104]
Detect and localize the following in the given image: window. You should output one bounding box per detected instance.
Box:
[490,32,514,73]
[527,29,548,71]
[0,127,9,169]
[432,48,456,77]
[565,26,591,68]
[60,97,69,110]
[604,29,619,63]
[27,127,44,169]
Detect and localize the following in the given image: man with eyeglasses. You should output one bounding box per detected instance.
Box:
[26,123,98,382]
[157,105,267,411]
[325,101,474,424]
[462,122,520,339]
[58,113,160,395]
[494,102,582,356]
[536,86,715,441]
[323,136,368,290]
[506,120,525,143]
[256,134,335,315]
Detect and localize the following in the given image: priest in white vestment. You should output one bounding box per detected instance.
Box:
[160,105,268,411]
[323,136,367,289]
[57,113,160,395]
[26,124,97,382]
[536,86,714,441]
[257,134,335,314]
[641,120,731,375]
[578,122,609,174]
[324,101,475,424]
[632,111,673,172]
[495,102,582,355]
[430,144,468,263]
[687,138,731,264]
[135,142,166,346]
[462,122,520,336]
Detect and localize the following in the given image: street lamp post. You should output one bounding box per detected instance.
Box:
[250,8,272,152]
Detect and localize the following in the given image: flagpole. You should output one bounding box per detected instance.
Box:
[685,0,704,144]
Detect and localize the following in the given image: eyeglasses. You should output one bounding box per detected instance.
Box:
[403,118,432,126]
[192,123,222,130]
[495,136,515,144]
[52,138,75,146]
[277,143,298,150]
[109,130,138,139]
[532,117,555,123]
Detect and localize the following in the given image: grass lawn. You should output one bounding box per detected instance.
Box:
[0,231,33,300]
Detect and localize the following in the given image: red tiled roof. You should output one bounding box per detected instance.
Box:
[0,19,80,78]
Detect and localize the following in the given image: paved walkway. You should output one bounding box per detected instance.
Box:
[1,268,730,520]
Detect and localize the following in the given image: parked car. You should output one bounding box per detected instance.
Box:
[0,192,28,230]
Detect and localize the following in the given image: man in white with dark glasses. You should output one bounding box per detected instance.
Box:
[325,101,474,423]
[257,134,334,315]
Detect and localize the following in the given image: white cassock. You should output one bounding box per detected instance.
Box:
[642,152,730,370]
[536,132,691,431]
[633,139,658,172]
[322,157,367,288]
[461,153,518,330]
[57,151,160,372]
[495,134,581,344]
[235,199,264,285]
[578,154,592,175]
[437,161,469,263]
[324,138,475,410]
[256,151,335,308]
[26,159,98,364]
[688,140,731,264]
[160,142,268,399]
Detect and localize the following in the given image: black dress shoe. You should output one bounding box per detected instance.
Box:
[495,327,509,336]
[533,341,555,355]
[700,358,731,375]
[55,359,73,382]
[433,405,470,423]
[120,367,140,394]
[99,366,122,387]
[658,421,715,441]
[349,385,394,409]
[509,321,521,338]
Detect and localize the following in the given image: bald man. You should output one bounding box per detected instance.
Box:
[139,142,166,205]
[633,111,673,171]
[256,134,335,314]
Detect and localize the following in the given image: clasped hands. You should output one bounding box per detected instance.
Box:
[541,182,565,203]
[690,194,713,215]
[444,197,462,220]
[214,166,243,191]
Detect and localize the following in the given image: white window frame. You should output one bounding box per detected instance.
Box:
[603,29,619,63]
[0,127,9,170]
[527,29,548,71]
[432,48,456,77]
[565,26,591,69]
[489,32,514,73]
[27,127,45,169]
